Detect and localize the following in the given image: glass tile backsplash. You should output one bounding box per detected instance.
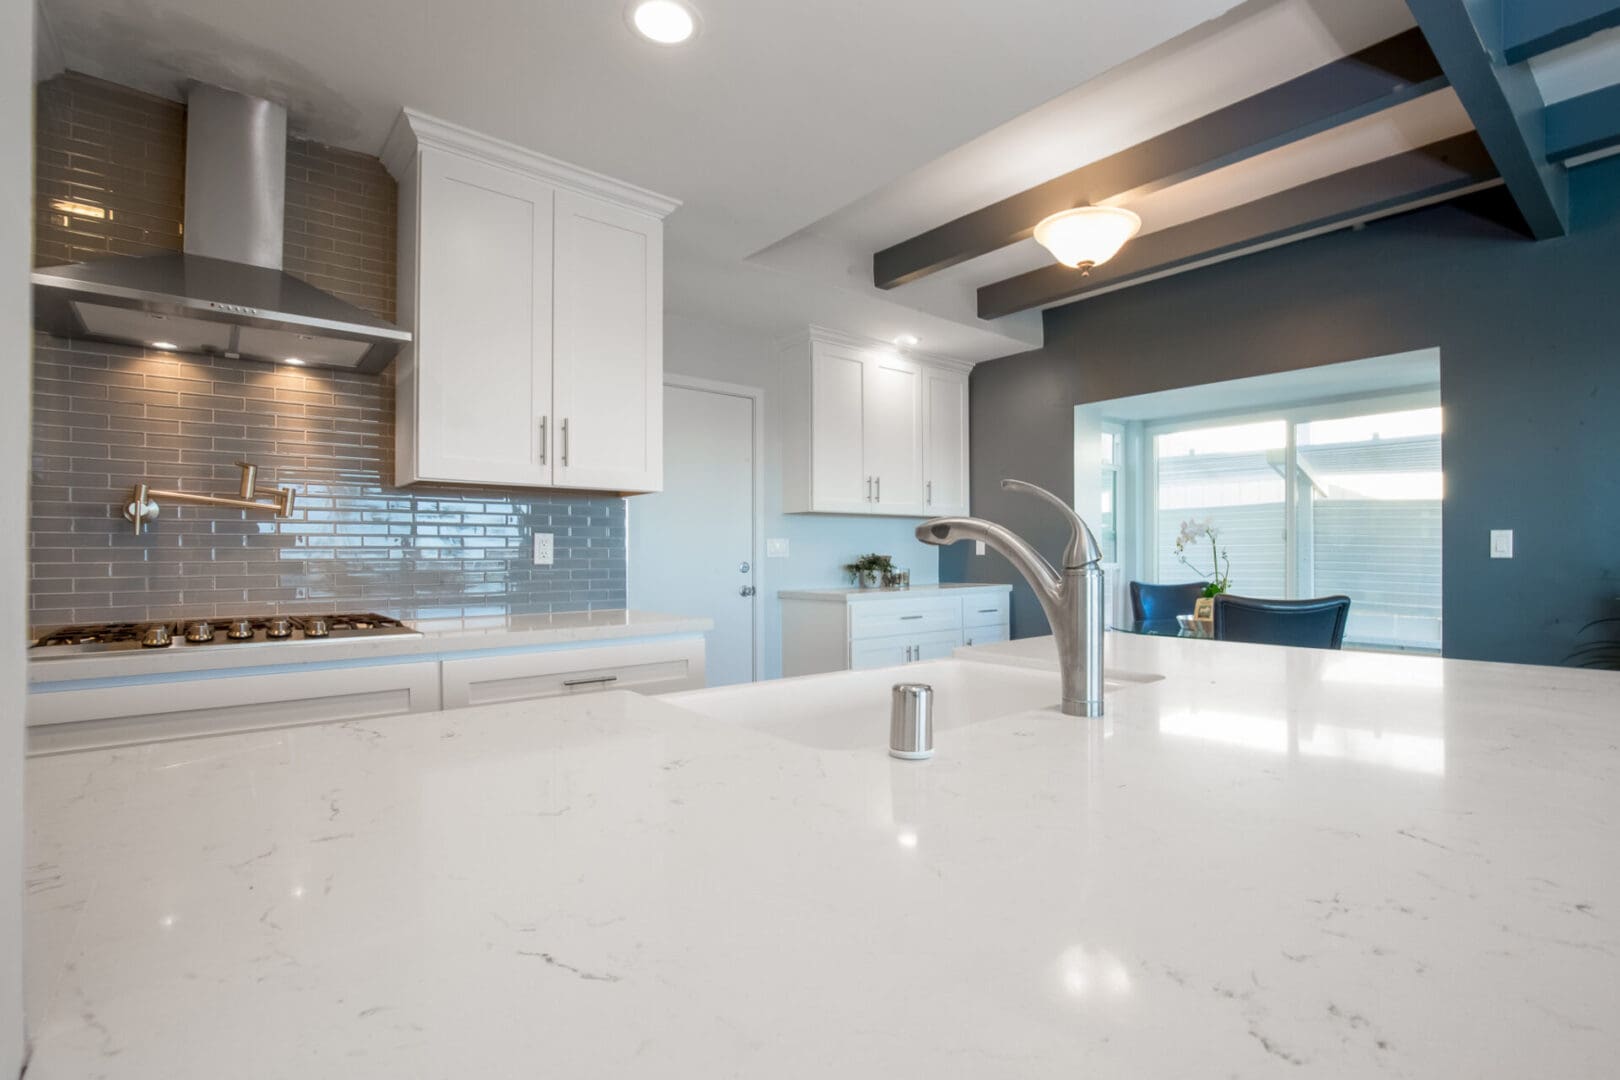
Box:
[29,337,627,627]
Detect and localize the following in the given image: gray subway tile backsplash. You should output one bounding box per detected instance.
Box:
[29,338,628,627]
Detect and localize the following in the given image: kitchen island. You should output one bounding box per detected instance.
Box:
[23,631,1619,1078]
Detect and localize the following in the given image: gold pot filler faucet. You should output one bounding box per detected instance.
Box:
[123,461,297,536]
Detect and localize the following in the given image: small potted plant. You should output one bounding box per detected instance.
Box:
[1174,519,1232,623]
[844,553,896,589]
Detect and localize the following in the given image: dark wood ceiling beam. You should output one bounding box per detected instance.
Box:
[976,133,1498,319]
[1501,0,1620,64]
[872,28,1448,290]
[1545,83,1620,162]
[1406,0,1569,238]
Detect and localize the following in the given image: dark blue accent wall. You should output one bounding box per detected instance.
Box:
[944,156,1620,666]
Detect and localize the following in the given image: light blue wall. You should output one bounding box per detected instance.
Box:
[640,312,941,680]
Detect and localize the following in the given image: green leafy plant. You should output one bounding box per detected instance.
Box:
[844,552,895,586]
[1174,518,1231,597]
[1564,616,1620,670]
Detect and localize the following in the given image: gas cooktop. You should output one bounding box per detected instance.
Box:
[30,613,421,657]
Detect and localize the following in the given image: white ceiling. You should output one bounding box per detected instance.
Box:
[35,0,1613,365]
[36,0,1253,360]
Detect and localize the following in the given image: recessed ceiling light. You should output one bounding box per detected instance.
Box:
[894,334,920,348]
[629,0,698,45]
[150,341,177,351]
[284,357,306,366]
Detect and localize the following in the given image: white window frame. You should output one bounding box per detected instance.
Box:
[1115,387,1441,649]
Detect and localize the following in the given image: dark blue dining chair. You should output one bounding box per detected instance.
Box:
[1129,580,1208,623]
[1212,594,1352,650]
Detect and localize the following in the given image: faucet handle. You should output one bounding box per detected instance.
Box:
[1000,479,1103,568]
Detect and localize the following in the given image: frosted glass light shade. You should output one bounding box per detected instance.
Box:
[1032,206,1142,269]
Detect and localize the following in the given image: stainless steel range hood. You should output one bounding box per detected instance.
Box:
[32,84,409,373]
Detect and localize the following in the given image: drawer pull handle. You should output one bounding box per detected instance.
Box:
[562,674,618,688]
[977,608,999,614]
[900,614,924,620]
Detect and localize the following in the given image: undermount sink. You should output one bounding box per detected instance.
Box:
[665,658,1160,751]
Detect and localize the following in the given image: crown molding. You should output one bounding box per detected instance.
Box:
[777,324,975,373]
[381,108,681,220]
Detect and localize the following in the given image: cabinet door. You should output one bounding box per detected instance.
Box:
[962,624,1009,649]
[552,189,663,493]
[809,343,873,513]
[923,367,970,516]
[913,629,965,661]
[863,353,924,515]
[850,636,912,671]
[414,148,553,486]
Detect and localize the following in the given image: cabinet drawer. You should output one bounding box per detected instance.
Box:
[963,593,1010,628]
[441,638,705,709]
[27,661,442,754]
[848,597,962,640]
[850,628,962,670]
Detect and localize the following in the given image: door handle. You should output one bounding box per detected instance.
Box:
[538,416,547,465]
[926,479,932,505]
[561,418,570,467]
[875,476,881,502]
[866,476,872,502]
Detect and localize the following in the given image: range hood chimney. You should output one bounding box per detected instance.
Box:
[32,83,410,373]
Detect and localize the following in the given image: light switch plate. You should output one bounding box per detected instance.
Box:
[975,540,987,556]
[533,532,554,566]
[766,538,789,558]
[1489,529,1513,559]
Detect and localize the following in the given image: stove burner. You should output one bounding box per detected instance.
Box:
[30,613,419,657]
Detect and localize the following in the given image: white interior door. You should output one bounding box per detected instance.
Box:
[629,382,758,686]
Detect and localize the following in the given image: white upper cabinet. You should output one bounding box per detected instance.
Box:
[383,110,678,492]
[782,327,971,517]
[863,352,924,515]
[922,366,970,516]
[406,148,554,487]
[552,190,663,493]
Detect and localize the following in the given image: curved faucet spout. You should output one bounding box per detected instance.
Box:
[915,478,1106,718]
[915,517,1061,596]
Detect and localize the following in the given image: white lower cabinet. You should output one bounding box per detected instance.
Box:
[28,660,442,755]
[28,636,707,754]
[780,585,1013,676]
[441,638,704,709]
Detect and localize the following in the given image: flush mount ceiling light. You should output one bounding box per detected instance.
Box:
[629,0,699,44]
[1032,206,1141,272]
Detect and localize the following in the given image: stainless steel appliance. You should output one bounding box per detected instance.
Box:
[30,613,421,657]
[31,84,410,373]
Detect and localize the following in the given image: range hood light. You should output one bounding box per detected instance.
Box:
[284,357,305,366]
[150,341,177,350]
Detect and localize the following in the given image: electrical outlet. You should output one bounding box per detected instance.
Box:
[766,538,789,558]
[1489,529,1513,559]
[533,532,554,566]
[975,540,986,556]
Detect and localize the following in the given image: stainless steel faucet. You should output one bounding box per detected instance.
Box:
[915,479,1106,717]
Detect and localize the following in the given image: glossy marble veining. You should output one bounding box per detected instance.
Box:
[23,632,1620,1077]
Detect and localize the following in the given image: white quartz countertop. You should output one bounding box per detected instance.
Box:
[24,631,1620,1077]
[778,582,1012,600]
[28,609,712,685]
